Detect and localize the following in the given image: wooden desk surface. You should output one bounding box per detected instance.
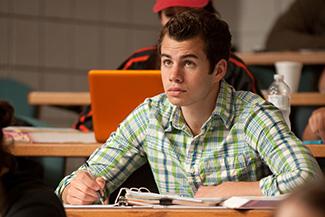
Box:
[28,91,91,105]
[263,92,325,106]
[65,207,273,217]
[290,92,325,106]
[237,51,325,65]
[28,91,325,106]
[9,142,101,157]
[9,142,325,158]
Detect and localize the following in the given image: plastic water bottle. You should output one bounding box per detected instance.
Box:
[268,74,291,129]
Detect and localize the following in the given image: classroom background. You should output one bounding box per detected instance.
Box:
[0,0,295,128]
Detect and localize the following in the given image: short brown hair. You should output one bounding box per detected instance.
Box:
[157,8,231,74]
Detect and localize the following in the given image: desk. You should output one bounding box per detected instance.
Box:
[290,92,325,106]
[237,51,325,65]
[65,207,273,217]
[8,142,101,157]
[28,91,91,105]
[9,142,325,158]
[263,92,325,106]
[29,91,325,106]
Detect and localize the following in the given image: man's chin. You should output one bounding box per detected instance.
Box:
[167,97,186,106]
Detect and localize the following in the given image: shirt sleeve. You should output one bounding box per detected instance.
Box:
[244,103,322,196]
[55,101,152,201]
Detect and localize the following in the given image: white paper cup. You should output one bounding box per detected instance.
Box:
[275,61,303,93]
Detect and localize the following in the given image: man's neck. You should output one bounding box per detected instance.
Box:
[181,85,220,137]
[182,108,210,136]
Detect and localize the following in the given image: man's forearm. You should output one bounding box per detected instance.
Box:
[194,181,264,198]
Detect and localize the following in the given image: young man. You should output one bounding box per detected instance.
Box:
[73,0,263,202]
[56,9,321,205]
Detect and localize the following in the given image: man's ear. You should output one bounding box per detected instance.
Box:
[213,59,227,82]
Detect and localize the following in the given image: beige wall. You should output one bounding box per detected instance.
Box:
[0,0,295,127]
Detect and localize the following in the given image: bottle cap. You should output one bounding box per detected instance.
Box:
[274,74,284,80]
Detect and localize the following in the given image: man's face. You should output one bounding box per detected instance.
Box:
[160,7,189,26]
[160,34,220,108]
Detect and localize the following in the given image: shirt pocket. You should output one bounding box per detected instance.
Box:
[199,154,250,186]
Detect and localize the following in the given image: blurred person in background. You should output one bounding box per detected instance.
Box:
[303,68,325,142]
[275,178,325,217]
[0,101,66,217]
[265,0,325,51]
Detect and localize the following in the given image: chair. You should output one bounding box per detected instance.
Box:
[0,78,65,189]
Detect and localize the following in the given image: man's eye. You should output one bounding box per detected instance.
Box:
[185,61,194,67]
[163,60,172,67]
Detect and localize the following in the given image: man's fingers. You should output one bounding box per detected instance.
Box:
[95,177,106,189]
[66,171,104,205]
[76,171,100,191]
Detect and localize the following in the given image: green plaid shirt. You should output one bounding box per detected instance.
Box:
[56,80,321,200]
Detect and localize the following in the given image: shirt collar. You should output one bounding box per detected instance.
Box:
[212,79,235,130]
[166,105,187,133]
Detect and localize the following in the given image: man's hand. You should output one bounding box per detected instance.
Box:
[194,182,263,198]
[303,107,325,142]
[308,107,325,141]
[62,171,106,205]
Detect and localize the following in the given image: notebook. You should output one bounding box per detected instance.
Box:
[88,70,164,143]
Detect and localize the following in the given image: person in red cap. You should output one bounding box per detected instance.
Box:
[154,0,212,12]
[72,1,263,204]
[154,0,217,25]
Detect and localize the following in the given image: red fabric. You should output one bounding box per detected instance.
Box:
[122,56,150,70]
[153,0,211,12]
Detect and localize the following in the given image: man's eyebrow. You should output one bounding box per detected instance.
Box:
[161,54,198,59]
[161,53,171,58]
[181,54,198,59]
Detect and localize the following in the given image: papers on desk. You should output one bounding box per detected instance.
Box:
[124,188,224,207]
[120,188,287,209]
[64,190,287,210]
[222,195,288,209]
[3,126,97,143]
[64,204,118,208]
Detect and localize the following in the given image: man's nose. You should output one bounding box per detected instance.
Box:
[169,65,183,83]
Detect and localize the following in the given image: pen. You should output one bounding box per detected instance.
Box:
[303,140,324,144]
[84,162,105,205]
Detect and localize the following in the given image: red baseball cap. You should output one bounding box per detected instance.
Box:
[153,0,212,12]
